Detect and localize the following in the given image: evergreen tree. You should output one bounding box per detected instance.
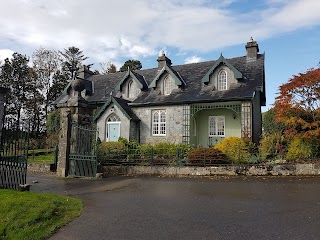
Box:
[60,46,88,80]
[120,59,142,72]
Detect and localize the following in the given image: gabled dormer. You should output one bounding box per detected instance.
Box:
[149,53,185,95]
[115,68,147,100]
[201,54,242,91]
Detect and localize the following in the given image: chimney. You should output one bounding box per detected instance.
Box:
[157,51,172,70]
[245,37,259,61]
[77,65,93,79]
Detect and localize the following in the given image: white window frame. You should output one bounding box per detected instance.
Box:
[152,110,166,136]
[209,116,225,137]
[218,70,227,90]
[163,75,172,95]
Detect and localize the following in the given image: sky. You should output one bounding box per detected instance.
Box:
[0,0,320,111]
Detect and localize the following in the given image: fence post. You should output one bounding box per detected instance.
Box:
[176,148,180,166]
[150,147,154,166]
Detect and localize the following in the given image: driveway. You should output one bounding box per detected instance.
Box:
[27,173,320,240]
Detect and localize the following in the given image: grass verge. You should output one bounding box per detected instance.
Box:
[0,190,83,240]
[28,153,54,163]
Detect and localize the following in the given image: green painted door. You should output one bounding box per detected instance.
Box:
[108,123,120,142]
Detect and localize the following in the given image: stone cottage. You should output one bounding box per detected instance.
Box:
[55,38,266,147]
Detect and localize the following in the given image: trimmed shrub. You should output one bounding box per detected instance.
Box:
[214,137,251,163]
[188,148,229,165]
[286,137,318,160]
[152,142,181,165]
[98,141,126,164]
[259,133,288,160]
[136,142,192,165]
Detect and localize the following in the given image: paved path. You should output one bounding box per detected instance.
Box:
[27,173,320,240]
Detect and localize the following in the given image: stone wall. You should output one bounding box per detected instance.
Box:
[102,163,320,177]
[133,105,186,144]
[28,163,51,172]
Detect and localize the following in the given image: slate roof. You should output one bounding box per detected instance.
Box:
[94,96,139,121]
[55,54,265,107]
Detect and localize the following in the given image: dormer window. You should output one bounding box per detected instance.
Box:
[163,75,172,95]
[218,70,227,90]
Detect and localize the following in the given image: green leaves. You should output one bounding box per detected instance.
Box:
[119,59,142,72]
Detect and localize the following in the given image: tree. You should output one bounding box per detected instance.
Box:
[119,59,142,72]
[32,47,61,119]
[24,68,45,135]
[0,53,32,126]
[262,108,285,135]
[274,67,320,138]
[46,109,61,146]
[48,70,69,104]
[100,61,117,74]
[59,46,88,80]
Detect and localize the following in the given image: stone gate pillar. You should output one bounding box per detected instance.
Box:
[56,77,94,177]
[56,108,71,177]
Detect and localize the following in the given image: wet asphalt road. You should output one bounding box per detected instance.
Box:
[27,173,320,240]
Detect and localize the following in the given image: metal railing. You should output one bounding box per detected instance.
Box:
[98,145,320,167]
[98,147,232,167]
[0,156,27,190]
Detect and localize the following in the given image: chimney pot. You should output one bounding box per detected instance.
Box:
[245,38,259,62]
[157,53,172,70]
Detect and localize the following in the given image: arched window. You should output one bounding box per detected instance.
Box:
[163,76,172,95]
[218,70,227,90]
[107,113,120,122]
[152,110,166,136]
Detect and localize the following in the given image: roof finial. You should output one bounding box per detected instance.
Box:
[249,37,254,42]
[162,51,165,56]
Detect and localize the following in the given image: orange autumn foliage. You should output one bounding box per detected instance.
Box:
[274,68,320,138]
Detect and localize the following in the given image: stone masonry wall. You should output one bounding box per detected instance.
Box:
[133,105,186,144]
[102,164,320,177]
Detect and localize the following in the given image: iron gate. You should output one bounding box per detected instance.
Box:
[0,120,29,189]
[68,123,98,178]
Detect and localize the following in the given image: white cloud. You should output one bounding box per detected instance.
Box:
[0,49,14,63]
[184,56,204,64]
[0,0,319,64]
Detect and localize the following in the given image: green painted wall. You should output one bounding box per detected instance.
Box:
[190,109,241,147]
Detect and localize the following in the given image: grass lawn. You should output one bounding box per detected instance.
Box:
[28,153,54,163]
[0,190,83,240]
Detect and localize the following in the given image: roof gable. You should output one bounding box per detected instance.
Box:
[115,69,147,91]
[149,64,185,88]
[94,96,139,122]
[201,54,243,84]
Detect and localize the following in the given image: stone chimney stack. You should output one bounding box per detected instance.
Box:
[77,65,93,79]
[157,51,172,70]
[245,37,259,62]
